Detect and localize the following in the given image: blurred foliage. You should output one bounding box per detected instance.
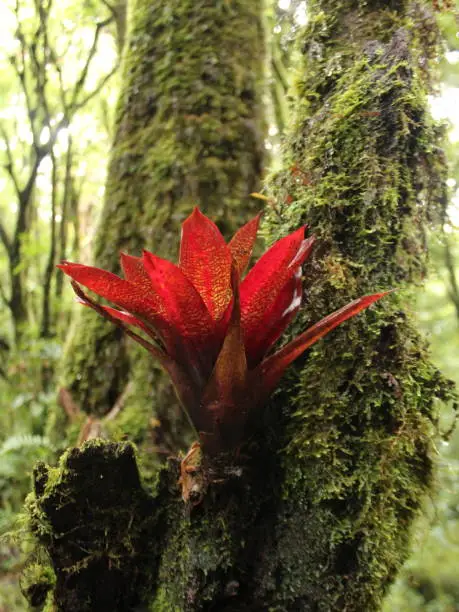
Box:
[0,0,458,610]
[382,254,459,610]
[0,0,120,342]
[0,0,121,608]
[0,342,63,610]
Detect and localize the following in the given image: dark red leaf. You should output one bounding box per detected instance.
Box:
[228,213,261,276]
[241,234,315,365]
[257,292,390,401]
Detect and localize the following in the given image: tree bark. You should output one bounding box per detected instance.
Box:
[26,1,456,611]
[41,153,58,338]
[61,0,266,450]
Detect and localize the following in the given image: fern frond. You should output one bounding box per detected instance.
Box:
[0,434,55,456]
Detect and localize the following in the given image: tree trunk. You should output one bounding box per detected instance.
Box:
[41,153,58,339]
[61,0,265,449]
[26,1,455,611]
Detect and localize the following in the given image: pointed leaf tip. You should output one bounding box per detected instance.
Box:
[228,213,262,276]
[180,207,232,320]
[258,290,390,400]
[241,229,314,366]
[57,261,163,325]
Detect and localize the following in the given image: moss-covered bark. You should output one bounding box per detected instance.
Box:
[62,0,265,440]
[259,0,455,608]
[23,442,163,611]
[27,1,457,611]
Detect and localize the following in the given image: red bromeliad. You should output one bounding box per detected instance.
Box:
[58,208,388,456]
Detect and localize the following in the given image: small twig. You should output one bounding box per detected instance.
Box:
[12,3,40,146]
[104,382,134,423]
[58,387,81,422]
[72,64,119,113]
[100,0,117,18]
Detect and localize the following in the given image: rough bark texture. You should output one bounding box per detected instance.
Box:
[61,0,265,444]
[25,1,456,611]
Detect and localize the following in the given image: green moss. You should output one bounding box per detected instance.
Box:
[147,441,286,611]
[31,2,457,610]
[23,440,164,611]
[20,560,55,609]
[257,1,455,610]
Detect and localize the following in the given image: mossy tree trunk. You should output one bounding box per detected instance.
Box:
[27,1,455,611]
[61,0,265,448]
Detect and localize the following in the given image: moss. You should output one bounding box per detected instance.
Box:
[256,1,455,610]
[148,436,286,611]
[62,0,266,443]
[20,560,55,608]
[32,2,457,610]
[23,440,164,611]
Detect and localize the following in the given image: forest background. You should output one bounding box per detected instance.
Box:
[0,0,458,610]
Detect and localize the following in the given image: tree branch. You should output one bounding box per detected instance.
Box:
[444,235,459,324]
[0,279,10,308]
[0,124,22,199]
[72,64,119,113]
[0,221,12,256]
[69,18,113,111]
[12,1,40,146]
[100,0,117,18]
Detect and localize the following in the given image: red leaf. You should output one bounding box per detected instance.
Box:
[201,268,249,453]
[258,292,390,400]
[71,281,201,429]
[246,266,303,366]
[142,250,220,378]
[96,305,156,338]
[228,213,261,276]
[120,253,156,293]
[143,250,216,340]
[70,280,162,357]
[240,226,305,314]
[58,262,162,322]
[241,233,315,366]
[179,208,232,320]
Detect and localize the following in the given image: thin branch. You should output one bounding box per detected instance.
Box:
[72,64,119,113]
[48,45,69,112]
[40,149,57,337]
[101,0,127,53]
[58,387,80,422]
[32,0,53,126]
[56,135,73,297]
[0,124,22,198]
[18,152,43,220]
[12,2,40,146]
[18,115,66,225]
[69,18,113,110]
[0,221,12,256]
[104,382,133,422]
[0,280,10,308]
[100,0,117,18]
[444,236,459,324]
